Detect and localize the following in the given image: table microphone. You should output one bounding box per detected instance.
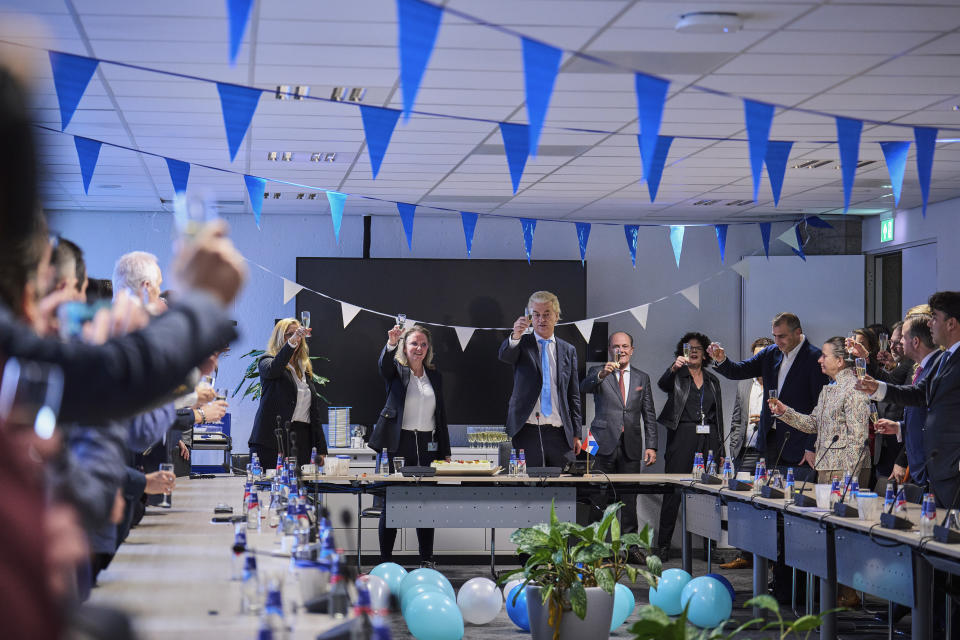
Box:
[274,415,285,457]
[833,438,871,517]
[793,434,840,507]
[760,432,792,498]
[527,412,561,478]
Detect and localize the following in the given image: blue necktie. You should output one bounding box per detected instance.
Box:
[935,349,953,379]
[538,338,552,417]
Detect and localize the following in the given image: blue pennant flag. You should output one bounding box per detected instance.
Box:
[396,0,442,121]
[326,191,347,244]
[879,141,910,207]
[744,99,775,202]
[520,218,537,263]
[500,122,530,194]
[624,224,639,268]
[764,140,793,207]
[521,38,562,158]
[226,0,254,65]
[244,175,265,228]
[575,222,590,264]
[634,73,670,182]
[165,158,190,195]
[74,136,101,195]
[49,52,99,131]
[792,226,806,261]
[640,135,673,202]
[216,82,261,162]
[715,224,728,263]
[669,225,684,268]
[914,127,938,217]
[397,203,416,250]
[759,222,771,258]
[805,215,833,229]
[360,105,401,179]
[460,211,478,257]
[836,116,863,213]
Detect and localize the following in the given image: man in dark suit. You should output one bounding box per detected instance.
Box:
[580,331,656,534]
[499,291,581,467]
[859,292,960,508]
[707,313,829,482]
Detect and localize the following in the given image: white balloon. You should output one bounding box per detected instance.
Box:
[362,574,391,611]
[502,578,524,603]
[458,577,503,625]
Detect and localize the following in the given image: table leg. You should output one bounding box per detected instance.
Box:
[681,491,692,575]
[912,555,932,640]
[752,553,768,619]
[490,528,497,579]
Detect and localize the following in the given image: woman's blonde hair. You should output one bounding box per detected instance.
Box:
[394,324,435,370]
[266,318,312,378]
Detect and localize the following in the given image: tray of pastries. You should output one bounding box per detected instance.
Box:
[430,459,502,476]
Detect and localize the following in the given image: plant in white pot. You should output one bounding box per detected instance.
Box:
[502,501,662,640]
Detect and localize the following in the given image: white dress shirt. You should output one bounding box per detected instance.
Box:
[385,342,436,432]
[509,333,563,427]
[287,364,312,423]
[746,379,763,448]
[777,336,807,394]
[873,340,960,402]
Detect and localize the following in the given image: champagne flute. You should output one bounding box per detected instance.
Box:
[683,342,692,359]
[869,402,880,426]
[855,357,867,380]
[523,307,534,335]
[612,347,622,369]
[159,462,175,508]
[878,332,889,352]
[396,313,407,329]
[767,389,778,414]
[300,311,311,330]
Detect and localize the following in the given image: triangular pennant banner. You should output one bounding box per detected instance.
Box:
[165,158,190,195]
[793,226,806,261]
[715,224,728,263]
[243,175,265,228]
[396,0,443,121]
[341,302,362,328]
[642,135,673,202]
[520,218,537,263]
[326,191,347,243]
[679,283,700,310]
[669,225,684,268]
[744,99,775,202]
[396,203,416,250]
[574,319,595,344]
[624,224,640,268]
[521,38,562,158]
[764,140,793,207]
[500,122,530,194]
[805,215,833,229]
[634,73,670,182]
[914,127,938,217]
[759,222,771,259]
[575,222,591,264]
[454,326,475,352]
[216,82,261,162]
[731,259,750,281]
[49,52,99,131]
[226,0,254,65]
[777,225,800,251]
[629,304,649,329]
[73,136,101,195]
[282,278,304,305]
[460,211,479,257]
[836,116,863,213]
[879,141,910,207]
[360,105,402,179]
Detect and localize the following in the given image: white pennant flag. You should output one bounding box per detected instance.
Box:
[453,327,475,351]
[340,302,362,328]
[282,278,304,304]
[629,304,650,329]
[731,259,750,280]
[574,319,594,343]
[680,283,700,309]
[777,225,800,251]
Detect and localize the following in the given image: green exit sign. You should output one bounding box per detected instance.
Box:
[880,218,894,243]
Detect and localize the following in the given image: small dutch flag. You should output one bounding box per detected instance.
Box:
[585,431,599,457]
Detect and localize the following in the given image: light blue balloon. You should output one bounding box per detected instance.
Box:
[680,576,733,628]
[505,585,530,631]
[370,562,408,596]
[610,583,636,631]
[399,568,455,604]
[404,591,464,640]
[648,568,691,616]
[401,582,447,616]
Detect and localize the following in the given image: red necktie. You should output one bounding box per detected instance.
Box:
[619,371,626,432]
[912,365,923,385]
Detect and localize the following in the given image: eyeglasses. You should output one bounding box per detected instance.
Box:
[687,346,705,353]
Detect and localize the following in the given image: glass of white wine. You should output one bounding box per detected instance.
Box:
[300,311,311,330]
[878,332,889,352]
[396,313,407,328]
[683,342,692,359]
[159,463,174,508]
[855,357,867,380]
[523,307,534,335]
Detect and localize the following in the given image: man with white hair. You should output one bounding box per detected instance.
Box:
[112,251,163,308]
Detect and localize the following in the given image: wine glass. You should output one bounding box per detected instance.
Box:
[855,358,867,380]
[0,358,64,441]
[612,347,622,369]
[683,343,692,359]
[523,307,534,335]
[396,313,407,329]
[159,462,175,508]
[869,402,880,425]
[767,390,778,414]
[300,311,311,330]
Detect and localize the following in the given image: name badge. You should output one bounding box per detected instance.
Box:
[696,424,710,435]
[427,441,438,452]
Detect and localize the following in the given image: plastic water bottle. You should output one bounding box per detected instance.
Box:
[327,555,350,618]
[705,450,715,472]
[231,521,247,581]
[241,554,261,614]
[509,449,518,476]
[752,460,763,493]
[920,493,937,537]
[247,491,261,531]
[829,475,841,507]
[721,458,733,481]
[242,482,252,517]
[261,581,289,640]
[895,487,907,513]
[691,453,702,480]
[276,453,284,475]
[310,447,318,466]
[850,477,860,498]
[785,467,795,500]
[518,449,527,476]
[884,482,896,512]
[267,483,283,529]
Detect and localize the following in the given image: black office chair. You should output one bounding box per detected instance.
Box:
[356,495,384,572]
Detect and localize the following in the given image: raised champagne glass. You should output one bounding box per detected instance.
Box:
[855,358,867,380]
[300,311,311,330]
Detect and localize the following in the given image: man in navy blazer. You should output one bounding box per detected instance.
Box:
[499,291,582,467]
[707,313,829,480]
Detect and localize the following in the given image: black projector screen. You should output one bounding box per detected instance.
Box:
[295,258,587,427]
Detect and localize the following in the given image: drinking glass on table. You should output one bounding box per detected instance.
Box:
[159,463,175,508]
[393,456,405,475]
[855,358,867,380]
[300,311,311,330]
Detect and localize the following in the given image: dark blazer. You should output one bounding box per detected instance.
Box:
[369,345,451,457]
[728,378,758,461]
[893,351,942,484]
[249,342,328,455]
[580,364,657,458]
[657,365,726,454]
[498,333,582,447]
[883,348,959,483]
[713,341,829,464]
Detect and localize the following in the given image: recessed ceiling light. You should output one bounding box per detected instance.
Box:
[310,152,322,162]
[281,151,293,161]
[296,193,305,200]
[272,193,281,199]
[348,87,366,103]
[675,12,743,34]
[307,193,317,200]
[323,152,337,162]
[275,85,291,100]
[293,85,310,100]
[267,151,278,161]
[263,192,270,199]
[330,87,346,101]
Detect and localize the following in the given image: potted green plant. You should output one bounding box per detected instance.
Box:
[502,501,662,640]
[231,349,330,402]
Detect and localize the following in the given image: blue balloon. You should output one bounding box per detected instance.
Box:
[505,585,530,631]
[370,562,408,596]
[399,568,455,604]
[404,591,464,640]
[401,583,447,616]
[680,576,733,628]
[705,573,736,605]
[610,583,636,631]
[648,568,691,616]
